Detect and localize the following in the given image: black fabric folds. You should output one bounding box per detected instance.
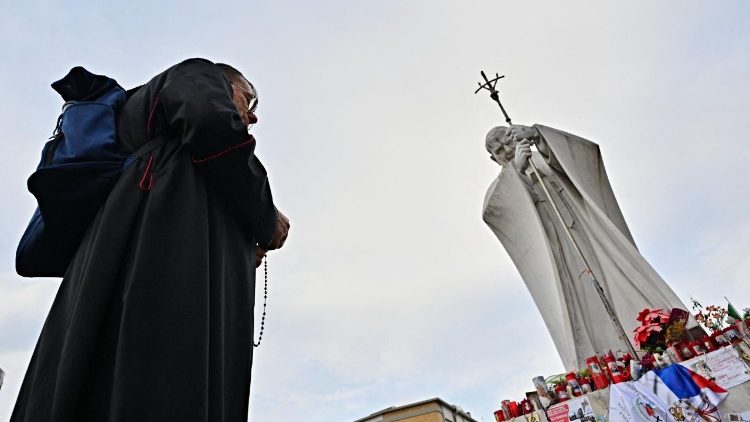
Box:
[11,58,277,422]
[51,66,119,102]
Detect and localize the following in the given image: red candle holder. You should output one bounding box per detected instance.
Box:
[605,352,625,383]
[723,325,741,342]
[521,398,534,415]
[679,341,696,360]
[554,383,569,402]
[493,409,506,422]
[565,372,583,397]
[702,335,718,352]
[586,355,609,389]
[509,401,520,418]
[688,341,704,356]
[711,330,730,347]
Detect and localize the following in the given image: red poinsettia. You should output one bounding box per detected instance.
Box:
[633,308,672,350]
[633,323,663,348]
[636,308,670,325]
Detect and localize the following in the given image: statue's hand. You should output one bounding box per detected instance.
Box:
[513,139,532,171]
[508,124,540,143]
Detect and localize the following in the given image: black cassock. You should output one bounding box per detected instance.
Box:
[12,58,278,422]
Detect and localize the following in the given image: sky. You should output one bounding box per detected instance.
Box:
[1,1,749,421]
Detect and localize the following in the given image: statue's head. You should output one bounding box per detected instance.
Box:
[485,125,515,165]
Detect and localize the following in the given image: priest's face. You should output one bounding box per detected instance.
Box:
[231,78,259,128]
[485,126,517,165]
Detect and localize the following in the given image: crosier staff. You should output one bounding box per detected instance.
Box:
[475,71,639,359]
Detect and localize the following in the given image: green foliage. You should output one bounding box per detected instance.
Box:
[545,374,566,388]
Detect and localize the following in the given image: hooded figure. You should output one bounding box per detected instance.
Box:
[12,58,286,421]
[482,124,690,370]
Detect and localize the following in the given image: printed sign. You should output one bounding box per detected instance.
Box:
[522,410,545,422]
[679,346,750,389]
[722,411,750,421]
[547,396,598,422]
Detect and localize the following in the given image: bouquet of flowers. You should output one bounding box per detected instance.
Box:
[691,299,728,334]
[633,308,671,351]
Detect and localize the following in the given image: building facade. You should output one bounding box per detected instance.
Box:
[353,398,478,422]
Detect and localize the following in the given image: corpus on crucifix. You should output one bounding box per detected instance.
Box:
[477,72,691,370]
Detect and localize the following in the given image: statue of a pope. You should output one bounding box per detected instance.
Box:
[482,124,689,370]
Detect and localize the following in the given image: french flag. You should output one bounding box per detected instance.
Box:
[609,364,727,421]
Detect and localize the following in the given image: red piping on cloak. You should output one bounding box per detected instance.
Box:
[138,96,161,191]
[138,154,154,191]
[192,139,254,164]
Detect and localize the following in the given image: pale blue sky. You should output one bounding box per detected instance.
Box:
[1,1,749,421]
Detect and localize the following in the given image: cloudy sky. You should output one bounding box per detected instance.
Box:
[1,1,749,421]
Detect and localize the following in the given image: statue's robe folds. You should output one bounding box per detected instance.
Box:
[12,59,278,422]
[482,125,688,370]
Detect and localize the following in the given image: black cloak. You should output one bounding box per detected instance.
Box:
[12,58,278,422]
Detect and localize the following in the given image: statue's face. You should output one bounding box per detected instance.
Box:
[485,126,517,165]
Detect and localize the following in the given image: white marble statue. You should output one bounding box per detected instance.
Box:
[482,124,689,370]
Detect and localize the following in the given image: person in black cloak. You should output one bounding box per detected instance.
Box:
[11,58,290,422]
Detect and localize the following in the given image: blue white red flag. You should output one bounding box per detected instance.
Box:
[609,364,727,421]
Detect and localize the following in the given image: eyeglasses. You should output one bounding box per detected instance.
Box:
[232,82,258,113]
[232,82,258,133]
